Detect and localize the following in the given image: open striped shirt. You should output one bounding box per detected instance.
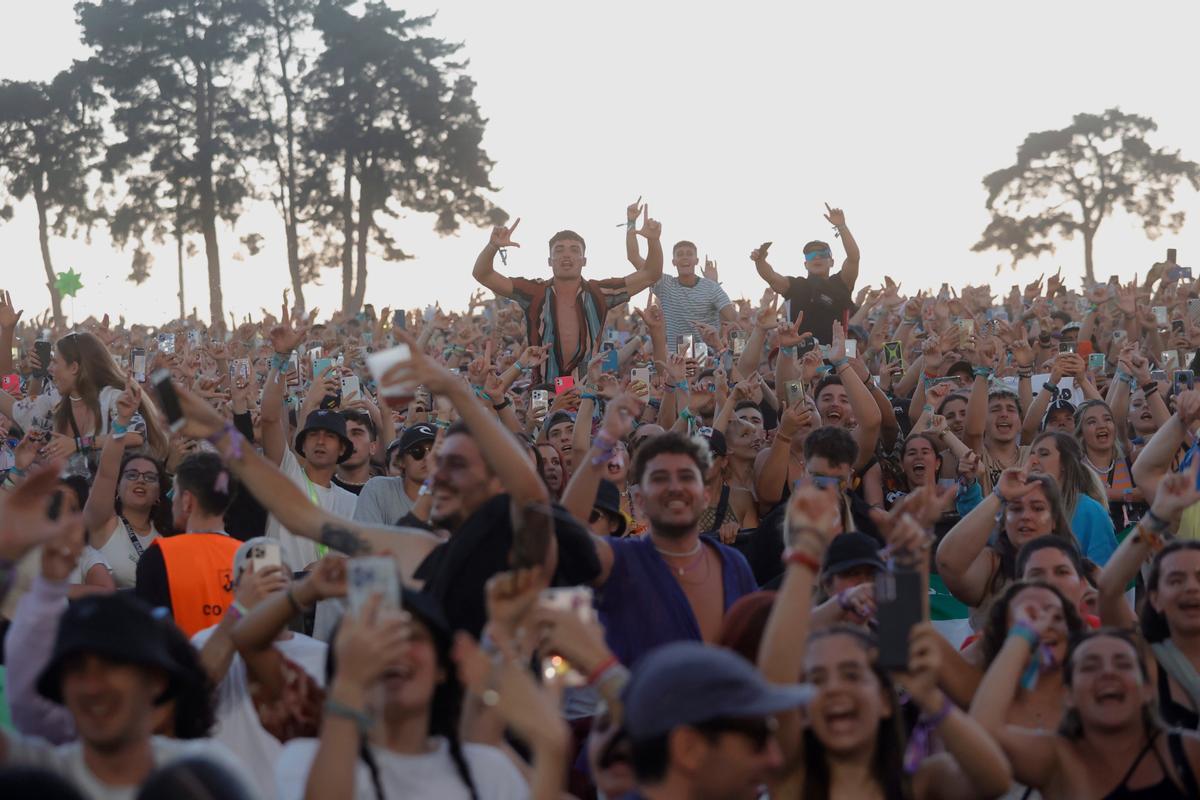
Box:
[508,276,629,382]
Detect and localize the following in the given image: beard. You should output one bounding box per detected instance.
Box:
[646,507,700,540]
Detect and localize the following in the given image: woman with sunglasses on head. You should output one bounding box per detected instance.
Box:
[1023,431,1117,565]
[0,330,169,472]
[1097,462,1200,731]
[971,627,1200,799]
[757,483,1013,799]
[937,467,1079,628]
[81,379,174,588]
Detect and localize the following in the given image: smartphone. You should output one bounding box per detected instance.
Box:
[313,357,334,380]
[538,585,596,687]
[365,344,414,409]
[1162,351,1181,372]
[631,367,650,386]
[341,375,360,401]
[797,335,817,357]
[187,330,201,348]
[230,358,250,385]
[347,556,402,614]
[512,502,555,571]
[531,389,549,414]
[1088,352,1106,373]
[34,340,52,378]
[285,353,300,387]
[157,333,175,354]
[246,540,282,577]
[393,309,405,330]
[844,338,857,359]
[1169,266,1193,281]
[882,340,904,371]
[1151,369,1169,384]
[554,376,575,394]
[785,379,805,407]
[875,567,923,670]
[1112,329,1127,344]
[1059,341,1077,354]
[1153,306,1169,327]
[1,374,19,393]
[151,369,184,433]
[691,335,709,362]
[677,335,693,359]
[956,319,974,337]
[1168,248,1178,263]
[602,349,619,373]
[131,347,147,382]
[731,331,747,356]
[307,346,323,367]
[1174,370,1195,395]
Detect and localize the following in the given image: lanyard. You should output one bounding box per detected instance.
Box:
[303,472,328,559]
[120,514,149,558]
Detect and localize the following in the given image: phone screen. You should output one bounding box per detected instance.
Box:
[34,340,52,378]
[132,347,147,381]
[151,369,185,432]
[875,568,922,670]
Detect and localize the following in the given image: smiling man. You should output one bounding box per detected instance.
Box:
[473,214,664,382]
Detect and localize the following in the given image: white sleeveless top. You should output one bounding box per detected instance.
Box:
[97,516,158,589]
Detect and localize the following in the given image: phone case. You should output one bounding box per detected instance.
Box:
[875,569,922,671]
[347,557,401,613]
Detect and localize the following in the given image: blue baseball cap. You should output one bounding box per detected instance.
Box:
[622,641,814,740]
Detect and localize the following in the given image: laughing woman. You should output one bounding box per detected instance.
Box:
[1075,400,1147,533]
[1098,464,1200,730]
[971,628,1200,799]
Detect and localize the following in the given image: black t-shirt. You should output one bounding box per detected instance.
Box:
[785,273,855,345]
[331,475,366,496]
[413,495,602,637]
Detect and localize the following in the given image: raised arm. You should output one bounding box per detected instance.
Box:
[81,379,142,537]
[0,290,21,377]
[622,207,663,297]
[751,243,789,295]
[472,219,520,298]
[830,325,881,471]
[262,295,310,466]
[1131,392,1198,500]
[624,197,646,271]
[823,205,860,291]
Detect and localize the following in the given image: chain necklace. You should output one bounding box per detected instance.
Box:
[654,539,704,576]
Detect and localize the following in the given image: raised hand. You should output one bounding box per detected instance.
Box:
[489,217,522,250]
[0,290,23,329]
[1150,459,1200,521]
[785,483,841,553]
[776,312,811,349]
[635,302,665,334]
[601,393,642,441]
[115,376,143,426]
[635,206,662,241]
[897,624,944,711]
[484,567,543,640]
[332,594,409,692]
[626,196,643,223]
[823,202,846,228]
[1024,274,1044,302]
[0,460,75,562]
[268,291,310,354]
[703,257,719,283]
[996,467,1037,502]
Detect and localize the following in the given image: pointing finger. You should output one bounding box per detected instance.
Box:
[508,217,521,235]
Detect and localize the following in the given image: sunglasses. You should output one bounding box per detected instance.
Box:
[121,470,159,484]
[694,716,778,752]
[405,443,433,461]
[804,249,833,262]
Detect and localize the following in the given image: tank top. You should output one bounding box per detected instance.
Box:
[1101,731,1198,800]
[98,516,158,589]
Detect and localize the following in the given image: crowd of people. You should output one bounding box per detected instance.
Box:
[1,199,1199,799]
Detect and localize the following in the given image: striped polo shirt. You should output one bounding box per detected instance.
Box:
[653,274,732,350]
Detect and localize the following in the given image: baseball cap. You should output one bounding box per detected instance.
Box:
[822,531,885,577]
[38,593,185,704]
[697,426,727,457]
[395,423,437,454]
[622,641,814,740]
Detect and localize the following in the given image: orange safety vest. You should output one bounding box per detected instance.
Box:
[154,533,242,637]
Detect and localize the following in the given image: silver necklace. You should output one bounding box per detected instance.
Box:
[654,540,703,575]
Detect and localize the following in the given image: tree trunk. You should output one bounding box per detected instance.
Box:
[340,145,354,314]
[274,1,305,313]
[33,175,64,329]
[1083,228,1096,286]
[350,162,372,316]
[196,65,224,331]
[176,230,185,320]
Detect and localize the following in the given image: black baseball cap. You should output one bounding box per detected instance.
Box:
[395,423,437,454]
[622,641,814,740]
[294,409,354,464]
[38,593,184,704]
[698,426,727,457]
[822,531,885,577]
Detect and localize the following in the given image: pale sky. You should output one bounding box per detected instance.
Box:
[2,0,1199,325]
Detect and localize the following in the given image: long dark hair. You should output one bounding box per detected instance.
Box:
[1029,432,1105,518]
[987,473,1075,596]
[324,600,478,800]
[53,332,169,458]
[1141,541,1200,643]
[113,452,175,537]
[979,580,1086,664]
[801,626,911,800]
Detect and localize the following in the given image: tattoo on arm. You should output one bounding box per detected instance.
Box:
[318,523,370,556]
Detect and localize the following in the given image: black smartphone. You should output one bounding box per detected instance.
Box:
[875,567,923,671]
[1168,248,1178,264]
[1173,319,1187,337]
[319,386,341,411]
[393,309,405,330]
[151,369,185,432]
[797,335,817,357]
[1174,370,1195,395]
[34,340,52,379]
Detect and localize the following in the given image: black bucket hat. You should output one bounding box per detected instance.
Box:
[37,593,184,704]
[593,479,628,536]
[294,409,355,464]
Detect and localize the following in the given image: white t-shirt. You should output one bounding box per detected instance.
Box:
[276,736,529,800]
[70,545,111,586]
[191,625,327,800]
[2,732,256,800]
[266,450,358,570]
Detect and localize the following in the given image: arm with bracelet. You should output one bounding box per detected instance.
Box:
[1131,399,1198,501]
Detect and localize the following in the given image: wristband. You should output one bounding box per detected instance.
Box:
[1143,508,1171,533]
[324,698,374,736]
[513,360,528,372]
[473,387,493,403]
[971,366,994,379]
[783,548,821,573]
[226,600,249,623]
[992,483,1009,503]
[675,380,688,391]
[270,353,291,372]
[1041,381,1059,395]
[1008,621,1040,649]
[581,392,600,402]
[1114,369,1134,385]
[679,408,697,423]
[780,345,798,358]
[647,398,662,409]
[492,397,513,411]
[111,420,129,436]
[586,654,621,686]
[904,692,953,774]
[1141,381,1159,394]
[8,466,27,477]
[922,404,934,415]
[831,356,850,370]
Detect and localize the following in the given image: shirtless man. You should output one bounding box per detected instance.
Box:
[472,213,663,382]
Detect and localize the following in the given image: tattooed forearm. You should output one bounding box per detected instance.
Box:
[319,523,371,556]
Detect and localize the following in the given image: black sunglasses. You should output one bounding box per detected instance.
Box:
[405,443,433,461]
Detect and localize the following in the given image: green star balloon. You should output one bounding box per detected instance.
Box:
[55,268,83,298]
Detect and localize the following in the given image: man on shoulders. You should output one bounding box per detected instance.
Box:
[472,210,664,382]
[753,204,860,344]
[624,197,736,351]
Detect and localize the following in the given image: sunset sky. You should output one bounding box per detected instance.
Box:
[2,0,1199,324]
